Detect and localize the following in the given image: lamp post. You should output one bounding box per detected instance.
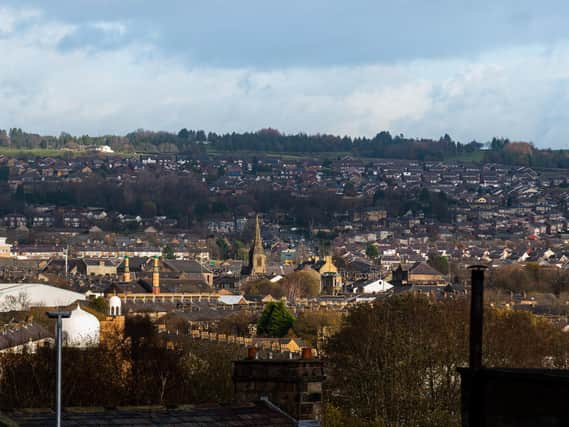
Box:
[47,311,71,427]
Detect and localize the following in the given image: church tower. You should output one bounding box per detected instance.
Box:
[249,215,266,275]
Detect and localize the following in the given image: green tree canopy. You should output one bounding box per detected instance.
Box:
[427,253,449,275]
[365,243,379,259]
[0,166,9,182]
[162,245,175,259]
[257,301,295,337]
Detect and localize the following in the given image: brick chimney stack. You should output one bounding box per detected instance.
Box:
[233,349,325,424]
[123,255,131,282]
[152,256,160,295]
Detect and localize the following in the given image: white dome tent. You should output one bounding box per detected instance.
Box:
[61,305,100,348]
[0,283,86,312]
[109,295,122,316]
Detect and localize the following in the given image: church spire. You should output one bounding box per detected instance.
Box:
[254,215,264,254]
[249,214,266,275]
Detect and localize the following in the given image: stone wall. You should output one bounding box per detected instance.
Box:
[233,358,325,422]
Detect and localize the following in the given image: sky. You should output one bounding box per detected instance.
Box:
[1,1,569,147]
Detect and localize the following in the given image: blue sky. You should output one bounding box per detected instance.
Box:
[1,1,569,147]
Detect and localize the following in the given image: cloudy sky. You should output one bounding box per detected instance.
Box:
[1,1,569,147]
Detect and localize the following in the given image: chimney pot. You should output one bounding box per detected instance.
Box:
[247,346,257,360]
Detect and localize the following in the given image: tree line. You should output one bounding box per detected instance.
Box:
[6,127,569,168]
[3,172,378,230]
[488,263,569,298]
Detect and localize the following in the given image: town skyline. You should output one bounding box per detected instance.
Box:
[3,3,569,425]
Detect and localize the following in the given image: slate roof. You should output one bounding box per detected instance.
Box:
[408,261,443,276]
[163,259,212,274]
[0,323,51,350]
[159,306,240,322]
[5,402,294,426]
[123,301,175,314]
[83,259,119,267]
[0,258,44,271]
[117,256,148,273]
[219,295,249,305]
[345,259,372,273]
[136,278,210,293]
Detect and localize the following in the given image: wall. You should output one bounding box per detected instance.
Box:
[459,367,569,427]
[234,358,325,423]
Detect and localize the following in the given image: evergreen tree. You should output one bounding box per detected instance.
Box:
[365,243,379,259]
[162,245,176,259]
[177,128,190,140]
[0,166,9,181]
[257,301,295,337]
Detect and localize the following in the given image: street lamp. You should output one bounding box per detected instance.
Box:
[46,311,71,427]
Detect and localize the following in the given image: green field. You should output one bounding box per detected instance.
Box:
[0,147,132,158]
[206,148,352,160]
[0,145,488,164]
[445,150,485,162]
[207,147,489,163]
[0,148,67,157]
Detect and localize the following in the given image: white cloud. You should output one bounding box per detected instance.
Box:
[0,6,40,33]
[1,6,569,147]
[92,21,127,36]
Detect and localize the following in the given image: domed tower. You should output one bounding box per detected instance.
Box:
[61,305,100,348]
[100,295,125,345]
[249,215,266,275]
[109,295,122,316]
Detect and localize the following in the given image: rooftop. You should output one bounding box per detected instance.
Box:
[3,401,294,426]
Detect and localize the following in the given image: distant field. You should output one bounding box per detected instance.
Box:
[0,148,67,157]
[206,148,352,160]
[0,146,487,163]
[0,148,132,158]
[207,147,489,163]
[446,151,485,162]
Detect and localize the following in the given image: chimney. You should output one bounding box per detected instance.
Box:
[247,346,257,360]
[123,255,131,282]
[233,348,325,424]
[152,256,160,295]
[468,265,487,370]
[302,347,313,360]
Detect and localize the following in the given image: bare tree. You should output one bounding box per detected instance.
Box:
[325,295,569,426]
[1,292,31,312]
